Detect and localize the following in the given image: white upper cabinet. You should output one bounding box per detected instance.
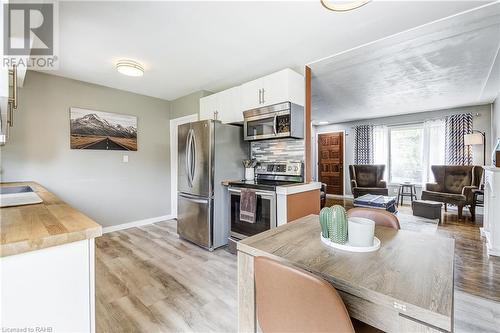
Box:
[240,69,304,111]
[0,68,8,98]
[199,93,217,121]
[200,86,242,124]
[217,86,241,123]
[199,68,304,124]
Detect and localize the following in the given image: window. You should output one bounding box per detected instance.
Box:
[389,125,424,184]
[373,120,446,185]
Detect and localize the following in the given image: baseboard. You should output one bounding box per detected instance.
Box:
[103,214,175,234]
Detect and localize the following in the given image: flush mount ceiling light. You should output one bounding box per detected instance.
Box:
[321,0,370,12]
[116,60,144,77]
[317,121,329,125]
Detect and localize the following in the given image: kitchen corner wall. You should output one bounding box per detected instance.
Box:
[170,90,212,119]
[0,71,172,228]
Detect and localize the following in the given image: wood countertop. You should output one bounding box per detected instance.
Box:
[1,182,102,257]
[238,214,455,332]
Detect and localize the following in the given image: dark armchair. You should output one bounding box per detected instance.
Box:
[421,165,483,221]
[349,165,389,198]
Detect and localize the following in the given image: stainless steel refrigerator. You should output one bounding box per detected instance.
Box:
[177,119,248,250]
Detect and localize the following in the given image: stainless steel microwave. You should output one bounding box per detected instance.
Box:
[243,102,304,141]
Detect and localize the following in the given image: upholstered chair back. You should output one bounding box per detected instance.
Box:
[349,165,386,188]
[430,165,483,194]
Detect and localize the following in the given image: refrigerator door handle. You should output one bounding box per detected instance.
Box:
[179,192,209,204]
[190,130,197,183]
[186,129,193,187]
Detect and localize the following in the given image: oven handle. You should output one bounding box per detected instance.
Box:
[228,187,275,197]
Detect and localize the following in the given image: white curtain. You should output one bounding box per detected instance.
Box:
[373,125,389,181]
[422,119,445,183]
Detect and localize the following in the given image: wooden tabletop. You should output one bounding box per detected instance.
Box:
[1,182,102,257]
[238,214,455,332]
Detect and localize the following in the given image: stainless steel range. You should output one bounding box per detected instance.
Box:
[227,161,303,249]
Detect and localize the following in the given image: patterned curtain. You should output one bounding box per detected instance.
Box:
[445,113,473,165]
[354,125,374,164]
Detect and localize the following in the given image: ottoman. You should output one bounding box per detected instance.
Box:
[412,200,443,224]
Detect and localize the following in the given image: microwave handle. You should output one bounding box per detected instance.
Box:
[273,114,277,135]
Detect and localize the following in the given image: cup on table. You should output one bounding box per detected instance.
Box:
[348,217,375,247]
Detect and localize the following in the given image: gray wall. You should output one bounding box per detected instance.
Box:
[313,104,493,197]
[0,71,172,228]
[170,90,211,119]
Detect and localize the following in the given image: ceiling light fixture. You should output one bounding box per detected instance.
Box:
[317,121,329,125]
[321,0,370,12]
[116,59,144,77]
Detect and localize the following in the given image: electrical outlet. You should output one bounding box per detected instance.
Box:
[123,155,129,163]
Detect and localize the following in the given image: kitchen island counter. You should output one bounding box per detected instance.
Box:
[276,181,321,225]
[1,181,102,257]
[1,181,101,332]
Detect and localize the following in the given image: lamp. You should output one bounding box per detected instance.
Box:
[464,131,486,165]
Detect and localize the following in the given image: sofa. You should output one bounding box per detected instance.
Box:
[421,165,483,221]
[349,165,389,198]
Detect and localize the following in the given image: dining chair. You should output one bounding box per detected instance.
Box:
[347,207,400,230]
[254,256,355,333]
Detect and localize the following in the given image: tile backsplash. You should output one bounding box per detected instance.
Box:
[251,138,305,162]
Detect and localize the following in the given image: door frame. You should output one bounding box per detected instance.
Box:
[170,114,199,219]
[315,130,346,197]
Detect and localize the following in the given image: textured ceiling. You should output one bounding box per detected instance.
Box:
[35,1,490,100]
[310,2,500,124]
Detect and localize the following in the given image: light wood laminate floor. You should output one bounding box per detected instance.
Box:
[96,214,500,332]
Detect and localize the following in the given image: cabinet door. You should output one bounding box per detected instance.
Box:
[199,94,217,121]
[240,78,264,111]
[0,67,8,98]
[218,86,242,123]
[261,70,289,107]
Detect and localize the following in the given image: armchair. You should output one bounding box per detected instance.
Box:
[349,165,389,198]
[421,165,483,221]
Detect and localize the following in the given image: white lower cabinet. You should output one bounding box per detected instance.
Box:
[0,239,96,333]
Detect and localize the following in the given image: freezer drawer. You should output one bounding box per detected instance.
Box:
[177,192,212,250]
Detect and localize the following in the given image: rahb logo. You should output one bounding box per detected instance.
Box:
[3,1,59,69]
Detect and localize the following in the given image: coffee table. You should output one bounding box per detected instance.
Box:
[353,194,398,213]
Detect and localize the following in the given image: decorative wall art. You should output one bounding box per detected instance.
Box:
[70,108,137,151]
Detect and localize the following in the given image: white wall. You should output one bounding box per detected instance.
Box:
[313,104,492,197]
[0,72,172,228]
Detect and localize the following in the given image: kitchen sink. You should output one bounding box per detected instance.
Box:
[0,185,35,195]
[0,186,43,207]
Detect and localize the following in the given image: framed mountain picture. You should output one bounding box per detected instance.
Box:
[70,107,137,151]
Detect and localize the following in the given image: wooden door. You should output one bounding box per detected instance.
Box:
[318,132,344,195]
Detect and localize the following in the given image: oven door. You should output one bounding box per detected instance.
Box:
[228,187,276,239]
[244,111,290,141]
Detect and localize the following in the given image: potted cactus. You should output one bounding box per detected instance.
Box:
[319,205,348,245]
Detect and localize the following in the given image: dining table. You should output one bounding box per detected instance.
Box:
[237,214,455,333]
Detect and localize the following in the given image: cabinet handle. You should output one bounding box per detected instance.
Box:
[258,89,262,104]
[8,101,13,127]
[262,88,265,104]
[214,110,218,120]
[9,64,18,109]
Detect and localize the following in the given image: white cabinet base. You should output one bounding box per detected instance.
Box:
[482,166,500,257]
[0,239,96,332]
